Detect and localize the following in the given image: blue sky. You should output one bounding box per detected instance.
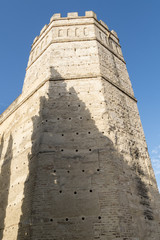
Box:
[0,0,160,190]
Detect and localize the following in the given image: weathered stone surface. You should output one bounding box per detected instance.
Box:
[0,11,160,240]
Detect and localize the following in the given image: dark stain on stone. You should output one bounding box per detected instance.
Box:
[131,146,154,221]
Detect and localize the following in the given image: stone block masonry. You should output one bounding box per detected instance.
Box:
[0,11,160,240]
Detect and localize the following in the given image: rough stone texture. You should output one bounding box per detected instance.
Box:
[0,11,160,240]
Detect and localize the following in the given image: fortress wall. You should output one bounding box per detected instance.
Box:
[24,77,135,239]
[22,45,51,95]
[0,11,160,240]
[93,23,134,97]
[28,75,160,239]
[49,40,99,78]
[98,42,134,96]
[101,78,160,227]
[0,83,48,239]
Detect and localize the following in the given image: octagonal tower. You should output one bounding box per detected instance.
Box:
[0,11,160,240]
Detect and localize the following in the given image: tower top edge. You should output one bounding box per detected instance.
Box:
[32,11,118,47]
[50,11,97,20]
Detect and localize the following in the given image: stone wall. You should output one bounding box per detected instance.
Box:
[0,11,160,240]
[0,84,48,239]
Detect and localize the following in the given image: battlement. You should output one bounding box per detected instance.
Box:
[26,11,123,75]
[32,11,119,48]
[49,11,97,20]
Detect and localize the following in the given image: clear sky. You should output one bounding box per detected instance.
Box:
[0,0,160,190]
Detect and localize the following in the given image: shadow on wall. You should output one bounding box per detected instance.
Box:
[0,134,13,239]
[0,134,4,160]
[16,67,158,240]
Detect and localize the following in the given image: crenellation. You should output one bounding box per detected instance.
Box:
[40,24,48,35]
[32,36,39,44]
[111,29,118,39]
[50,13,61,22]
[67,12,78,18]
[31,11,104,48]
[99,20,109,30]
[85,10,97,19]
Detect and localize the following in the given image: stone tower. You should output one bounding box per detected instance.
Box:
[0,11,160,240]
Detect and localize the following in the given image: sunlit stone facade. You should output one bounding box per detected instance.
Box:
[0,11,160,240]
